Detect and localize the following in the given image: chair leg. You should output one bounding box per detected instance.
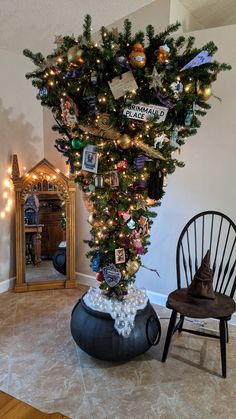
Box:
[225,321,229,343]
[178,314,185,333]
[219,319,227,378]
[162,310,177,362]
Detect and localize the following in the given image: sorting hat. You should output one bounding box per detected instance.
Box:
[187,250,215,300]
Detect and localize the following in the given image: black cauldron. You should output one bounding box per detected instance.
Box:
[71,296,161,361]
[52,248,66,275]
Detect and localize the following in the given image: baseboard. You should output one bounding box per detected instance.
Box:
[147,290,167,307]
[75,272,97,287]
[0,277,15,293]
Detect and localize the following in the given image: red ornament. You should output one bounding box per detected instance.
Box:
[96,271,104,282]
[117,160,127,172]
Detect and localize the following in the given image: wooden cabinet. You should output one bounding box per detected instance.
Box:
[39,195,65,259]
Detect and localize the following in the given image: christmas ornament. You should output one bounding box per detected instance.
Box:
[94,174,104,188]
[132,230,144,255]
[154,133,168,148]
[122,212,131,222]
[90,252,101,272]
[133,153,152,170]
[146,198,157,206]
[129,43,146,68]
[185,109,194,127]
[117,134,132,150]
[134,139,165,160]
[123,102,168,123]
[184,81,194,93]
[84,96,98,115]
[133,179,147,191]
[87,213,94,224]
[126,259,140,276]
[103,264,122,287]
[115,53,130,70]
[197,82,212,101]
[157,44,170,63]
[96,271,104,282]
[127,218,136,229]
[148,67,163,90]
[170,125,179,148]
[117,160,127,172]
[83,191,94,212]
[115,248,126,264]
[139,216,148,226]
[170,81,183,99]
[71,137,86,150]
[180,50,212,71]
[64,64,88,78]
[148,171,164,200]
[38,87,48,98]
[82,145,98,173]
[109,171,119,188]
[61,98,78,127]
[136,198,147,211]
[88,184,95,192]
[67,45,84,66]
[96,113,112,131]
[155,89,174,108]
[91,70,98,85]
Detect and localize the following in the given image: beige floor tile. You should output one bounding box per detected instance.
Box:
[0,288,236,419]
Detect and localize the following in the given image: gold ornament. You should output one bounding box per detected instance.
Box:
[129,43,146,68]
[117,134,132,150]
[134,139,165,160]
[146,197,157,206]
[184,82,194,93]
[197,82,212,101]
[157,44,170,63]
[126,259,140,276]
[67,45,84,66]
[96,113,113,131]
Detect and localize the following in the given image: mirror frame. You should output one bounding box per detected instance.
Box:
[12,155,77,292]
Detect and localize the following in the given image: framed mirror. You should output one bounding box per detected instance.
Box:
[12,155,77,292]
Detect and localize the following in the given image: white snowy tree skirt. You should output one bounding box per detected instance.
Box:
[83,284,148,337]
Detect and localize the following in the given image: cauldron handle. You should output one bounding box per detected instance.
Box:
[146,315,161,346]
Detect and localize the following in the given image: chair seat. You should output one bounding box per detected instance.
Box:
[167,288,236,319]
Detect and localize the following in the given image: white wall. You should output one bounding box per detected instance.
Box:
[0,50,44,284]
[136,24,236,295]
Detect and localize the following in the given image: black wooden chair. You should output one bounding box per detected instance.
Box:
[162,210,236,378]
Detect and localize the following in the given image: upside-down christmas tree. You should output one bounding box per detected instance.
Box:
[24,15,230,300]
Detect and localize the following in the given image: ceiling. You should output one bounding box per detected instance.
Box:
[0,0,154,55]
[179,0,236,29]
[0,0,236,56]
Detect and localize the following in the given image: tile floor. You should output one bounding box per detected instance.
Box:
[0,286,236,419]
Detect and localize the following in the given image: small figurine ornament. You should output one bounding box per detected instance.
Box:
[170,81,183,99]
[127,218,136,229]
[132,230,144,255]
[129,43,146,68]
[185,109,194,127]
[90,252,101,272]
[157,44,170,63]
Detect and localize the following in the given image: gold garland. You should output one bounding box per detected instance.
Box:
[78,123,165,160]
